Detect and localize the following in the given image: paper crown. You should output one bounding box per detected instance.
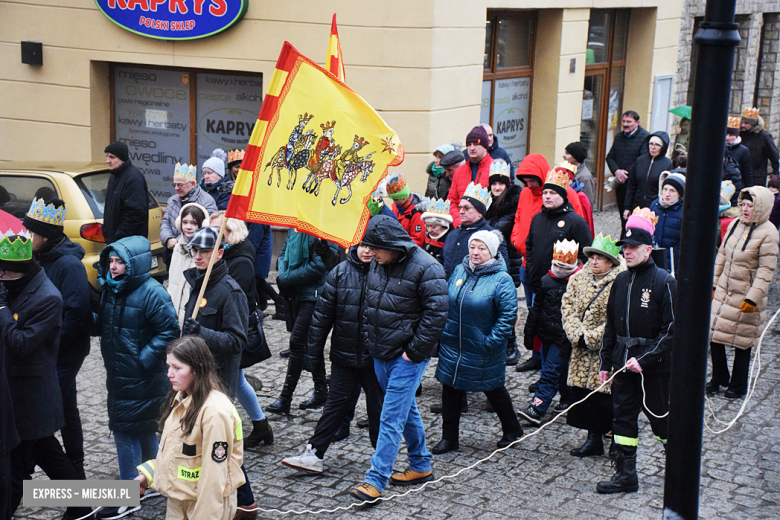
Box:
[298,112,314,123]
[367,190,385,216]
[174,162,197,180]
[545,166,572,189]
[227,149,245,164]
[556,160,577,176]
[553,239,578,266]
[626,207,658,235]
[727,117,741,129]
[386,172,407,195]
[0,230,32,262]
[26,197,65,227]
[463,181,492,211]
[489,160,510,178]
[424,198,450,216]
[320,120,336,131]
[742,107,759,120]
[589,233,620,259]
[353,135,369,148]
[720,180,736,205]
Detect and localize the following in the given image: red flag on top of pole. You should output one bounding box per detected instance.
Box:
[327,14,346,82]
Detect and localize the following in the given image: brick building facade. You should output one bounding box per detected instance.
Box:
[675,1,780,141]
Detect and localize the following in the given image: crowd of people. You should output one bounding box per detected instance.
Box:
[0,108,779,520]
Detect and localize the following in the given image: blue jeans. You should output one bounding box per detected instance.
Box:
[532,342,570,414]
[113,432,158,481]
[365,356,431,492]
[237,370,266,421]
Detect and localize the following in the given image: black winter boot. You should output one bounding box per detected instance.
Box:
[506,335,520,366]
[244,418,274,447]
[267,357,303,414]
[570,431,604,457]
[608,438,618,459]
[596,445,639,494]
[299,384,328,409]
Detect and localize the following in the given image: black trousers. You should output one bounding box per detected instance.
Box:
[309,364,384,453]
[616,182,628,234]
[441,384,521,441]
[236,465,254,507]
[1,452,11,520]
[710,343,752,393]
[566,386,613,435]
[57,357,86,476]
[282,301,326,397]
[611,370,669,446]
[10,437,89,517]
[256,277,284,311]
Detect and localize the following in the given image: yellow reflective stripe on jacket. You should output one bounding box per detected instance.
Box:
[231,405,243,441]
[138,461,155,486]
[614,435,638,446]
[177,466,202,481]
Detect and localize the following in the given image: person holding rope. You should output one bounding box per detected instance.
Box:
[561,234,625,458]
[597,208,676,494]
[709,186,779,398]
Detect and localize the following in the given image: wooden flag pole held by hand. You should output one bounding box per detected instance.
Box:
[190,218,228,321]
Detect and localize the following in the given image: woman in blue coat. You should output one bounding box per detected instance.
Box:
[649,172,685,273]
[433,230,523,454]
[95,236,180,496]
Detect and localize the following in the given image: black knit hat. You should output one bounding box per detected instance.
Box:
[23,198,66,240]
[104,141,129,162]
[440,150,465,167]
[461,195,487,216]
[565,142,588,164]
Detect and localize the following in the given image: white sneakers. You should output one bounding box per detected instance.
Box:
[281,444,324,473]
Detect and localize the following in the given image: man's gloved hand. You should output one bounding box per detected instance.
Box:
[523,335,535,351]
[182,318,201,336]
[739,299,757,313]
[0,283,8,308]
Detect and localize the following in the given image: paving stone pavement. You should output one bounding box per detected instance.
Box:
[13,210,780,519]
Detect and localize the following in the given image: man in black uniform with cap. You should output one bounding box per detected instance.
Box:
[597,207,676,494]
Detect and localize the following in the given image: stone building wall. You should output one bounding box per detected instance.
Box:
[674,1,780,141]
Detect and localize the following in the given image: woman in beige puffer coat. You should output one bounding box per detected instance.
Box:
[561,236,626,458]
[709,186,779,398]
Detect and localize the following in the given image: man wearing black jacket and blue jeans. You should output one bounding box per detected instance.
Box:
[351,215,448,502]
[103,141,149,244]
[597,211,676,494]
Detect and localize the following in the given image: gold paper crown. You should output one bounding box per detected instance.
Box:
[463,182,492,211]
[545,167,572,189]
[174,162,197,180]
[298,112,314,123]
[0,230,32,262]
[354,135,369,148]
[228,149,245,163]
[320,120,336,131]
[426,198,451,216]
[631,207,659,226]
[26,197,65,227]
[553,239,578,265]
[727,117,741,129]
[742,107,759,120]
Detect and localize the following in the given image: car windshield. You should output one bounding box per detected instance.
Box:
[75,172,111,218]
[0,176,59,220]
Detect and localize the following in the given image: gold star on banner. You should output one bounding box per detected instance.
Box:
[381,136,395,154]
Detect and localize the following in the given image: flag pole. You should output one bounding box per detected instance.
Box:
[190,217,228,321]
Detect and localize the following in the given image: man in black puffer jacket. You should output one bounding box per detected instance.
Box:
[725,123,753,188]
[25,198,91,478]
[740,111,779,186]
[350,215,448,503]
[281,245,384,474]
[526,176,592,294]
[103,141,149,244]
[624,131,673,215]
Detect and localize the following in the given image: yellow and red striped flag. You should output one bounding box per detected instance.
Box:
[326,14,346,82]
[226,42,404,248]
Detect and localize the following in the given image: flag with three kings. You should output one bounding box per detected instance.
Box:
[226,41,404,248]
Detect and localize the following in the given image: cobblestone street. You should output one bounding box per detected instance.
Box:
[13,212,780,519]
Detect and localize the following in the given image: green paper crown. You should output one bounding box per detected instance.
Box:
[590,233,619,258]
[0,230,32,261]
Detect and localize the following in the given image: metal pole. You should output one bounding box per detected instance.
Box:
[663,1,739,518]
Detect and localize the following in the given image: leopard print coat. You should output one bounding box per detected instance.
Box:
[561,258,626,393]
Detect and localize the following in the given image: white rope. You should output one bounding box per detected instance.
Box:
[704,305,779,434]
[640,371,669,419]
[236,364,631,516]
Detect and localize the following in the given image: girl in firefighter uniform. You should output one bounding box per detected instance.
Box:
[136,336,244,520]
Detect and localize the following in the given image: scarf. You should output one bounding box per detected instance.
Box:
[3,262,42,300]
[658,198,681,209]
[551,262,577,279]
[468,257,496,272]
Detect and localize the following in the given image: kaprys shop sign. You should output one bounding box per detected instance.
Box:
[95,0,248,40]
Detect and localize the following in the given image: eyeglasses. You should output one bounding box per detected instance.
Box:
[457,205,474,211]
[172,183,188,188]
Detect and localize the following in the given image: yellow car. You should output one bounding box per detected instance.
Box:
[0,163,167,297]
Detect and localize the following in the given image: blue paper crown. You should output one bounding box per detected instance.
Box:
[426,198,450,216]
[489,160,510,178]
[174,163,197,180]
[463,182,492,211]
[26,197,65,227]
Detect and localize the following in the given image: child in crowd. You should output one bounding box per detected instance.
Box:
[650,172,685,274]
[517,239,581,426]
